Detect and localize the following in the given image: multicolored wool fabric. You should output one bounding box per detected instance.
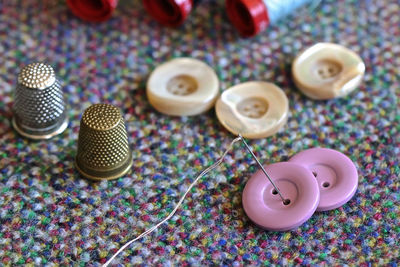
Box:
[0,0,399,266]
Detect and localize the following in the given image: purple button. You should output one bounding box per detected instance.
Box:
[289,148,358,211]
[242,162,319,231]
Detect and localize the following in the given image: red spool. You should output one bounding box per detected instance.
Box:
[143,0,194,27]
[226,0,269,37]
[66,0,118,22]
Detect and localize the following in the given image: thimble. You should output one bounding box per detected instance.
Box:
[75,103,132,181]
[12,62,68,140]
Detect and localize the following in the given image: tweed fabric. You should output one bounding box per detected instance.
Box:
[0,0,399,266]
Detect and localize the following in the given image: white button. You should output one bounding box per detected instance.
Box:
[147,58,219,116]
[215,81,289,139]
[292,43,365,100]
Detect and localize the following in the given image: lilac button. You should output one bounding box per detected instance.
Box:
[242,162,319,231]
[289,148,358,211]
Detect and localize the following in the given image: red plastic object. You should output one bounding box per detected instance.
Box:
[226,0,269,37]
[143,0,193,27]
[66,0,118,22]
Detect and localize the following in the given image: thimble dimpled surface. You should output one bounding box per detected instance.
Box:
[75,104,132,181]
[18,62,56,89]
[12,63,68,139]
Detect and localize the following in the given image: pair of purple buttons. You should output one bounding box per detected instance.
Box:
[242,148,358,231]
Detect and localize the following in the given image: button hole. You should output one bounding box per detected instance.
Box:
[322,182,330,188]
[283,199,291,205]
[312,171,317,177]
[272,189,278,195]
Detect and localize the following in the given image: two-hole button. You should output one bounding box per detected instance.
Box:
[242,162,320,231]
[243,148,358,231]
[290,148,358,211]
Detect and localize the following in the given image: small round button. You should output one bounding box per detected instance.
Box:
[215,81,288,139]
[292,43,365,100]
[242,162,319,231]
[289,148,358,211]
[147,58,219,116]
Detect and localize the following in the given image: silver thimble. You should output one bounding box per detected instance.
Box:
[12,62,68,139]
[75,103,133,181]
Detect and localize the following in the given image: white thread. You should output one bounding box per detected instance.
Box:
[103,137,242,267]
[264,0,322,24]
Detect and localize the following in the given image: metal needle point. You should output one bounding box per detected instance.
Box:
[238,134,289,205]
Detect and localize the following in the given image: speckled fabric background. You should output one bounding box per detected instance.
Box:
[0,0,399,266]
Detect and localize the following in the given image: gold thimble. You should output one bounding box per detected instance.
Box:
[12,62,68,139]
[75,103,132,180]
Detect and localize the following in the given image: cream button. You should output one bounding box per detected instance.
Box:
[147,58,219,116]
[215,81,289,139]
[292,43,365,100]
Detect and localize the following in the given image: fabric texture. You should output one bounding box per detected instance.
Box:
[0,0,399,265]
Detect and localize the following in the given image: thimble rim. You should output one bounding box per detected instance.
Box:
[74,152,133,181]
[18,62,57,90]
[12,115,68,140]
